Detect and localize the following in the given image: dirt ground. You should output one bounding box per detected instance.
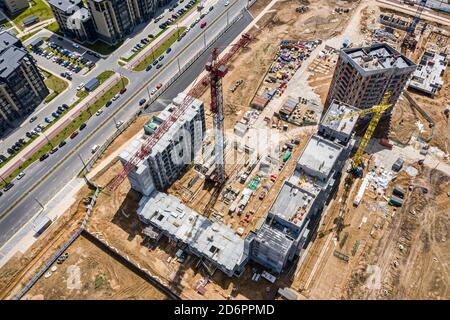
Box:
[0,185,91,300]
[22,236,168,300]
[291,159,450,300]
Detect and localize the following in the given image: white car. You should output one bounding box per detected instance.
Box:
[76,83,85,91]
[151,88,157,95]
[95,109,103,116]
[224,1,229,6]
[115,120,124,129]
[72,42,80,49]
[112,93,120,101]
[16,172,25,180]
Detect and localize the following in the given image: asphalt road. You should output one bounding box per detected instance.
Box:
[0,0,252,247]
[0,0,205,156]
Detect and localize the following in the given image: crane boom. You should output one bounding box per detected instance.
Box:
[322,92,392,170]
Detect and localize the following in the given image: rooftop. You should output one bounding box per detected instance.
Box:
[48,0,82,13]
[322,100,359,136]
[138,191,249,274]
[296,135,343,178]
[345,43,414,72]
[269,181,316,227]
[409,51,447,96]
[253,223,295,254]
[0,47,27,78]
[0,31,20,54]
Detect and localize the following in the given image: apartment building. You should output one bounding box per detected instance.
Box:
[87,0,158,44]
[48,0,97,43]
[0,32,49,135]
[0,0,28,15]
[120,93,206,194]
[249,101,358,273]
[325,43,416,112]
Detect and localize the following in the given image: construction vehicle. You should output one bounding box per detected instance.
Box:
[323,92,393,176]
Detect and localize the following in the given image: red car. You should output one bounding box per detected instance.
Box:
[156,83,163,89]
[200,21,207,28]
[70,131,79,139]
[120,87,127,94]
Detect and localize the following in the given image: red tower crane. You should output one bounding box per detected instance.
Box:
[205,48,227,186]
[107,33,252,192]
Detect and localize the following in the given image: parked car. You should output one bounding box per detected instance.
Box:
[139,98,147,106]
[49,147,58,154]
[105,100,112,107]
[39,153,49,161]
[200,21,207,28]
[29,116,37,123]
[158,55,164,61]
[152,60,158,66]
[166,47,172,54]
[16,172,25,180]
[120,87,127,94]
[45,117,52,123]
[112,93,120,101]
[59,140,67,148]
[79,123,87,130]
[95,109,103,116]
[3,183,14,192]
[156,83,163,89]
[146,65,152,72]
[156,63,163,69]
[70,131,79,139]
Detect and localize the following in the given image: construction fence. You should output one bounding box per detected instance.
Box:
[14,186,100,300]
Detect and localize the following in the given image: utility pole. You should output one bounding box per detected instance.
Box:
[113,116,118,128]
[78,153,86,167]
[0,174,7,184]
[146,86,151,101]
[34,198,45,210]
[42,132,53,148]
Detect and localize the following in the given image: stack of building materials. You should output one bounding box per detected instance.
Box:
[251,95,270,110]
[279,96,298,120]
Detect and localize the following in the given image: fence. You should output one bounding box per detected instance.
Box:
[14,186,100,300]
[81,9,247,175]
[82,230,180,300]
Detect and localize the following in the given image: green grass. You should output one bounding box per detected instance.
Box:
[19,29,40,42]
[82,40,123,56]
[2,21,12,29]
[45,21,60,34]
[7,0,53,31]
[43,70,69,103]
[432,8,450,16]
[122,0,199,63]
[76,70,115,98]
[133,27,186,72]
[0,77,129,189]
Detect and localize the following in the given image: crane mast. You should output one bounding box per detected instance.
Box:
[205,48,227,186]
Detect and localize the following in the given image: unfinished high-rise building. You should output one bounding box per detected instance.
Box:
[325,43,416,111]
[249,101,359,273]
[119,93,206,195]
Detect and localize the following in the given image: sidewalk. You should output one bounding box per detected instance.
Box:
[0,178,85,268]
[0,73,120,180]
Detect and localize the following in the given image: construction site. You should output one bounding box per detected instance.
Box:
[0,0,449,301]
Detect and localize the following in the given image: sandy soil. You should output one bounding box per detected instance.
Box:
[22,236,168,300]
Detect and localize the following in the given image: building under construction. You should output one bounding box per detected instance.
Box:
[249,100,358,273]
[119,93,206,195]
[131,97,360,276]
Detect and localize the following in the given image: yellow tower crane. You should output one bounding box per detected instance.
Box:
[323,92,393,174]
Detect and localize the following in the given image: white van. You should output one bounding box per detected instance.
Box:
[91,144,99,153]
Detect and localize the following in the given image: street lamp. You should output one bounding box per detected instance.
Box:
[34,197,45,211]
[42,132,53,148]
